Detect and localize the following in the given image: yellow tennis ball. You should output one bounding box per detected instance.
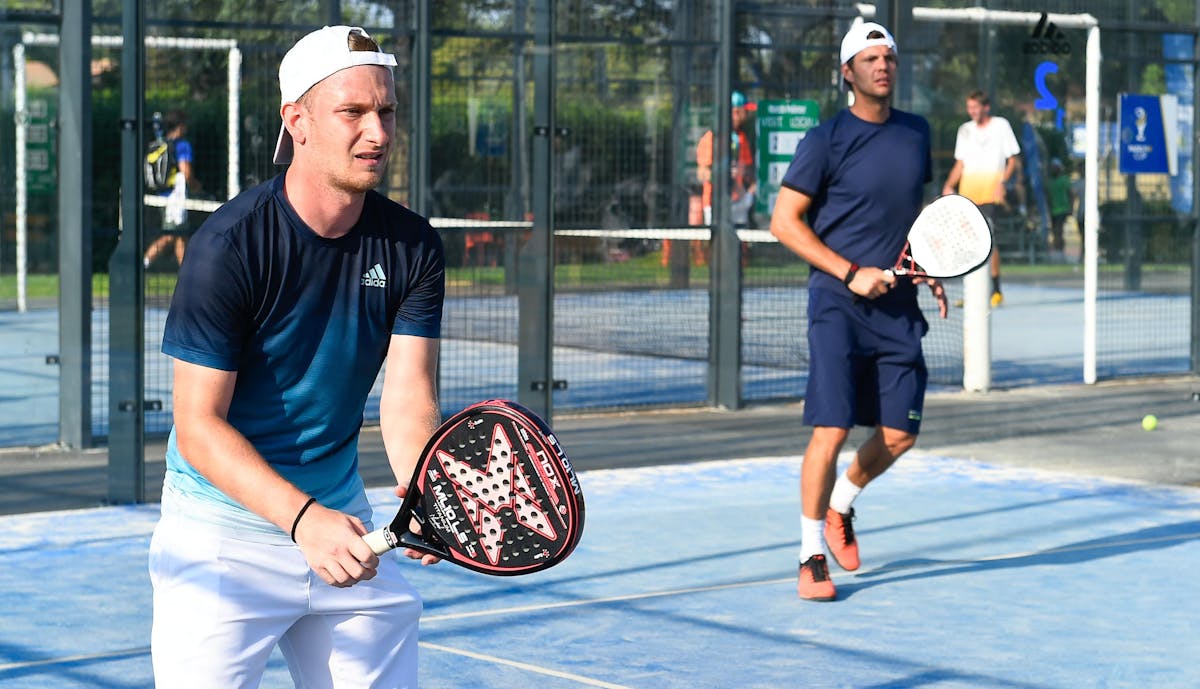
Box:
[1141,414,1158,431]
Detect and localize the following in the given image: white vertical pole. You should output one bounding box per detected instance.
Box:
[961,266,991,392]
[1083,26,1101,384]
[13,43,28,314]
[227,45,241,199]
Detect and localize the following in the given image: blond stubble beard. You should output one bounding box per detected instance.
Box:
[331,167,386,195]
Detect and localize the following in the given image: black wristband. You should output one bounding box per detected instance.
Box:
[290,497,317,542]
[843,263,860,287]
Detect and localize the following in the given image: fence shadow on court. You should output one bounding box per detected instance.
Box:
[842,520,1200,599]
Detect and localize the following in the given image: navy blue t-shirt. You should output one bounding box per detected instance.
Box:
[161,174,445,525]
[780,107,932,296]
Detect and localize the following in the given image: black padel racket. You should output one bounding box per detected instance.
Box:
[363,399,585,576]
[886,194,993,279]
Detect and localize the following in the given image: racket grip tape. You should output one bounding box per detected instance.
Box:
[363,528,397,555]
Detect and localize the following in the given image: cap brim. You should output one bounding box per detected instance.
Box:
[273,124,293,165]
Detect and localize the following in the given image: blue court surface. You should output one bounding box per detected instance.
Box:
[2,452,1197,688]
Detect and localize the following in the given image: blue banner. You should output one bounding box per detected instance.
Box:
[1118,93,1177,175]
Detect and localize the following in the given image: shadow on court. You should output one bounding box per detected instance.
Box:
[1,452,1198,688]
[843,520,1200,597]
[402,455,1200,689]
[1,375,1199,687]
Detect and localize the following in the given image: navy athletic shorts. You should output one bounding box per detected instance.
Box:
[802,287,929,433]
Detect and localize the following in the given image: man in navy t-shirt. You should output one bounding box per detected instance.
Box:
[150,26,444,688]
[769,21,947,602]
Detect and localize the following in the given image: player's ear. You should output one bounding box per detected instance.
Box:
[280,101,307,146]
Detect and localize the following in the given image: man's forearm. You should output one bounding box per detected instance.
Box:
[177,415,311,533]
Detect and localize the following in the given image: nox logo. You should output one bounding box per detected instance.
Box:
[1024,12,1071,55]
[434,421,557,565]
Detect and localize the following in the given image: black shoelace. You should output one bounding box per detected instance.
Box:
[806,555,831,581]
[839,509,856,545]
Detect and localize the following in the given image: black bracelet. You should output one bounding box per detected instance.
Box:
[290,497,317,542]
[843,263,860,287]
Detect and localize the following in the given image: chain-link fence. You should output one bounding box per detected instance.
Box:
[0,0,1196,449]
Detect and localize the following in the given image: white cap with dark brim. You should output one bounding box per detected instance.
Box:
[273,25,398,165]
[839,21,897,66]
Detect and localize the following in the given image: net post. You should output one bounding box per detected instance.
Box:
[1082,25,1100,384]
[227,45,241,200]
[962,267,991,392]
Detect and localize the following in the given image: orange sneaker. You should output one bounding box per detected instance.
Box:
[824,508,860,571]
[797,555,836,601]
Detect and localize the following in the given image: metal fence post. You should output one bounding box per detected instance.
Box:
[518,0,556,421]
[410,0,431,216]
[709,0,741,410]
[59,0,93,449]
[107,0,146,503]
[1192,15,1200,374]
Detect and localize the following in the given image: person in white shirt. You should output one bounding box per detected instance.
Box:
[941,90,1020,308]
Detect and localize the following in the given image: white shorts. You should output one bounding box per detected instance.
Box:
[149,512,423,689]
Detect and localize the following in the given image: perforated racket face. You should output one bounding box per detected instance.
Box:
[414,402,584,575]
[907,195,993,278]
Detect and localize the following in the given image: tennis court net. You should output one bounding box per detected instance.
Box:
[434,220,964,413]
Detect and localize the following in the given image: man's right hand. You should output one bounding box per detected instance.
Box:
[846,265,896,300]
[293,503,382,587]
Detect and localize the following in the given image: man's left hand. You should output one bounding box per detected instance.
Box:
[914,276,948,319]
[395,483,442,566]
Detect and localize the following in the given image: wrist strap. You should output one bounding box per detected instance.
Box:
[290,497,317,542]
[843,263,860,287]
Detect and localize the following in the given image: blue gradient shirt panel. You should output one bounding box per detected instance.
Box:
[161,175,445,526]
[780,108,932,294]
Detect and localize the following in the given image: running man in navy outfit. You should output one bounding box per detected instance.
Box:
[769,22,947,601]
[149,26,444,687]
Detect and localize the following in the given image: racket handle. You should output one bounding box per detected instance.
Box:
[397,530,452,560]
[363,525,452,559]
[363,527,396,555]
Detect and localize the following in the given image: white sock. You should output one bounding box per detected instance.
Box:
[800,515,825,562]
[829,473,864,515]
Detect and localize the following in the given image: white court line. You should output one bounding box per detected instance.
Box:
[0,646,150,672]
[423,577,795,623]
[424,529,1200,624]
[4,532,1193,675]
[0,642,632,689]
[420,641,635,689]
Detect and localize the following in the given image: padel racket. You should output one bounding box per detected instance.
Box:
[886,194,993,279]
[363,399,585,576]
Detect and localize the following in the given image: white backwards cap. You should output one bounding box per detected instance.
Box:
[273,25,398,165]
[839,21,897,66]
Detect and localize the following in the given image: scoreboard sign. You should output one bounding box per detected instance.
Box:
[755,100,819,218]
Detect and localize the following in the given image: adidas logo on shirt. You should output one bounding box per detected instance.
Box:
[361,263,387,288]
